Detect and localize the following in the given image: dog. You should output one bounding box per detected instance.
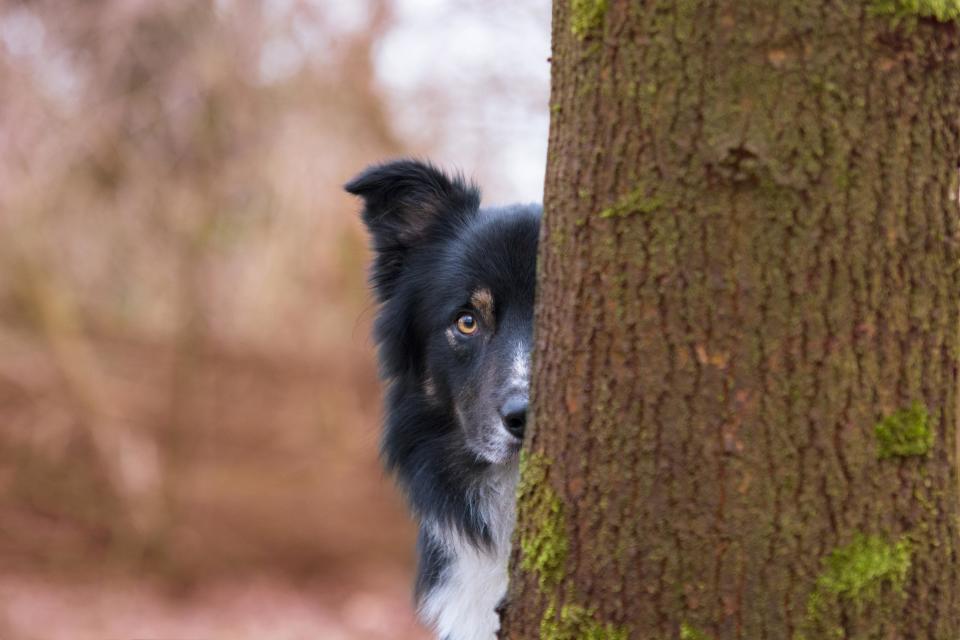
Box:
[346,159,539,640]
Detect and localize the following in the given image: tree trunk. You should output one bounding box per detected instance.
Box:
[500,2,960,638]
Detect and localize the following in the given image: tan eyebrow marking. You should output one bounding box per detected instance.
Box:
[470,287,495,327]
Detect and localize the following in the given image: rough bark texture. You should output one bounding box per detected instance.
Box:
[500,2,960,638]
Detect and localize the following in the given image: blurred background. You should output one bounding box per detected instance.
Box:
[0,1,549,637]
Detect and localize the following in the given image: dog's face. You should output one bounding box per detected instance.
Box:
[419,216,537,463]
[346,160,539,465]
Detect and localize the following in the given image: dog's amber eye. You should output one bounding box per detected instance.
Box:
[456,313,479,335]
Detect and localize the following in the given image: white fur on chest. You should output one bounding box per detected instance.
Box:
[419,464,518,640]
[419,532,509,640]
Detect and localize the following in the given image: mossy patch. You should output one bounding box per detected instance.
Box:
[869,0,960,22]
[540,603,629,640]
[807,534,912,617]
[570,0,607,40]
[518,453,627,639]
[518,451,568,591]
[599,186,663,219]
[875,402,933,459]
[680,622,713,640]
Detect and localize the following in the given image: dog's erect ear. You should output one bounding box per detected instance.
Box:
[345,159,480,299]
[345,159,480,244]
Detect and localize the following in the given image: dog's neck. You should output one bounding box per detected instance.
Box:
[476,461,520,552]
[419,461,519,640]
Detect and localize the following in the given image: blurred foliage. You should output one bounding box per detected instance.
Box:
[0,1,547,635]
[0,0,412,583]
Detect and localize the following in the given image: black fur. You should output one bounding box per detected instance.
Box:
[346,159,539,631]
[415,528,450,601]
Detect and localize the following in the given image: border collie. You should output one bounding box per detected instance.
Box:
[346,160,539,640]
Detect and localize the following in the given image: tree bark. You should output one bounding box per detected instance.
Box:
[501,2,960,638]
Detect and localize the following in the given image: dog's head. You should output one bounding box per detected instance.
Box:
[346,160,539,465]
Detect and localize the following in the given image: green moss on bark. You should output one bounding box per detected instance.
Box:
[540,603,629,640]
[875,402,933,459]
[808,534,912,615]
[518,453,627,638]
[598,185,663,219]
[518,451,568,591]
[570,0,607,40]
[503,0,960,635]
[869,0,960,22]
[680,622,713,640]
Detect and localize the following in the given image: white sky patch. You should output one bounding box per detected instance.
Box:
[0,7,82,104]
[258,34,305,83]
[374,0,551,203]
[249,0,549,201]
[0,7,45,58]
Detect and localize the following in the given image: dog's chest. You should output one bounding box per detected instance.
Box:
[420,538,509,640]
[420,466,518,640]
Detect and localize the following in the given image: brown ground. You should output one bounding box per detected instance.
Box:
[0,571,428,639]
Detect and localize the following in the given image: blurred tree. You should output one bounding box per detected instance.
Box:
[501,1,960,638]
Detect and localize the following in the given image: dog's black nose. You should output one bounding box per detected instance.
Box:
[500,396,528,439]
